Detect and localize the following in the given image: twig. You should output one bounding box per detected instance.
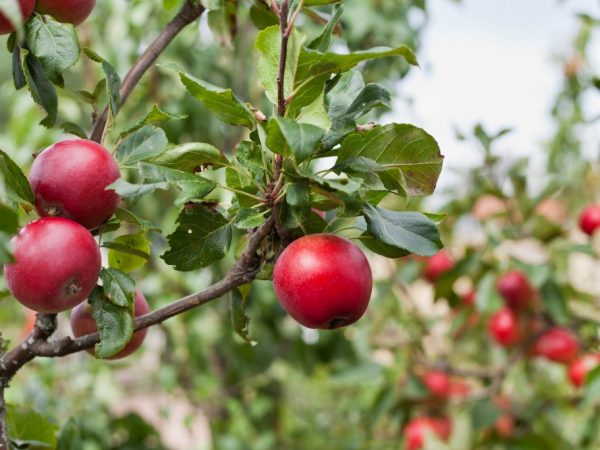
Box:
[89,0,205,143]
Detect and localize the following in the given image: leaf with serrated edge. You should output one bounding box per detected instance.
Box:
[100,268,135,307]
[362,203,442,256]
[0,149,34,204]
[90,285,134,359]
[162,205,232,271]
[116,125,169,165]
[339,124,443,196]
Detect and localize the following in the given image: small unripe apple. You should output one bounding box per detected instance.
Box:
[488,307,521,347]
[4,218,101,313]
[272,234,372,329]
[29,139,120,229]
[579,205,600,236]
[403,416,452,450]
[567,354,600,387]
[423,250,454,282]
[0,0,34,34]
[71,289,150,359]
[36,0,96,25]
[497,271,534,310]
[422,371,450,399]
[533,327,579,364]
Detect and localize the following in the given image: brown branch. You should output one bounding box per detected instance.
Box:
[89,0,205,143]
[270,0,292,245]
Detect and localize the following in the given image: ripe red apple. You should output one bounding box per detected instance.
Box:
[36,0,96,25]
[448,379,470,398]
[579,205,600,236]
[533,327,579,364]
[423,250,454,282]
[71,289,150,359]
[497,271,534,310]
[0,0,35,34]
[488,307,521,347]
[422,371,450,399]
[494,414,515,438]
[29,139,120,229]
[567,354,600,387]
[462,290,476,308]
[403,416,452,450]
[272,234,372,329]
[4,218,101,313]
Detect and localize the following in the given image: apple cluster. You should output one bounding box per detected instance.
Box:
[0,0,96,35]
[3,139,149,360]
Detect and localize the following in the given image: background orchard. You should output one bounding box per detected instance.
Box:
[1,1,600,450]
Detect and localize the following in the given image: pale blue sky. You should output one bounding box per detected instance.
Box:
[392,0,600,196]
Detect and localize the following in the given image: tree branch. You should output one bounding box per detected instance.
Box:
[0,216,275,373]
[271,0,292,245]
[89,0,205,143]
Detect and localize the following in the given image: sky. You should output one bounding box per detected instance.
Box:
[392,0,600,198]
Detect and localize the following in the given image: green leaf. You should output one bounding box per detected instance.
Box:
[115,208,156,232]
[83,49,121,125]
[162,204,232,271]
[235,208,268,229]
[0,204,19,233]
[168,65,255,128]
[57,418,82,450]
[23,53,58,127]
[0,233,14,264]
[540,280,569,325]
[297,91,332,130]
[107,179,170,203]
[120,105,187,136]
[106,232,151,273]
[339,124,443,196]
[230,287,254,344]
[7,404,58,449]
[89,285,134,359]
[249,1,278,30]
[362,203,442,256]
[0,149,34,204]
[25,15,80,86]
[12,41,26,90]
[139,162,216,206]
[61,121,88,139]
[308,3,343,52]
[256,26,306,107]
[99,268,136,307]
[323,71,391,149]
[115,125,169,165]
[151,142,229,171]
[266,117,325,162]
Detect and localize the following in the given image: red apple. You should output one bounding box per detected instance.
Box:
[422,371,450,399]
[567,354,600,387]
[494,414,515,438]
[448,379,471,398]
[423,250,454,282]
[4,218,101,313]
[0,0,34,34]
[29,139,120,229]
[462,290,476,308]
[272,234,372,329]
[36,0,96,25]
[579,205,600,236]
[489,308,521,347]
[533,327,579,364]
[497,271,534,310]
[71,289,150,359]
[404,416,452,450]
